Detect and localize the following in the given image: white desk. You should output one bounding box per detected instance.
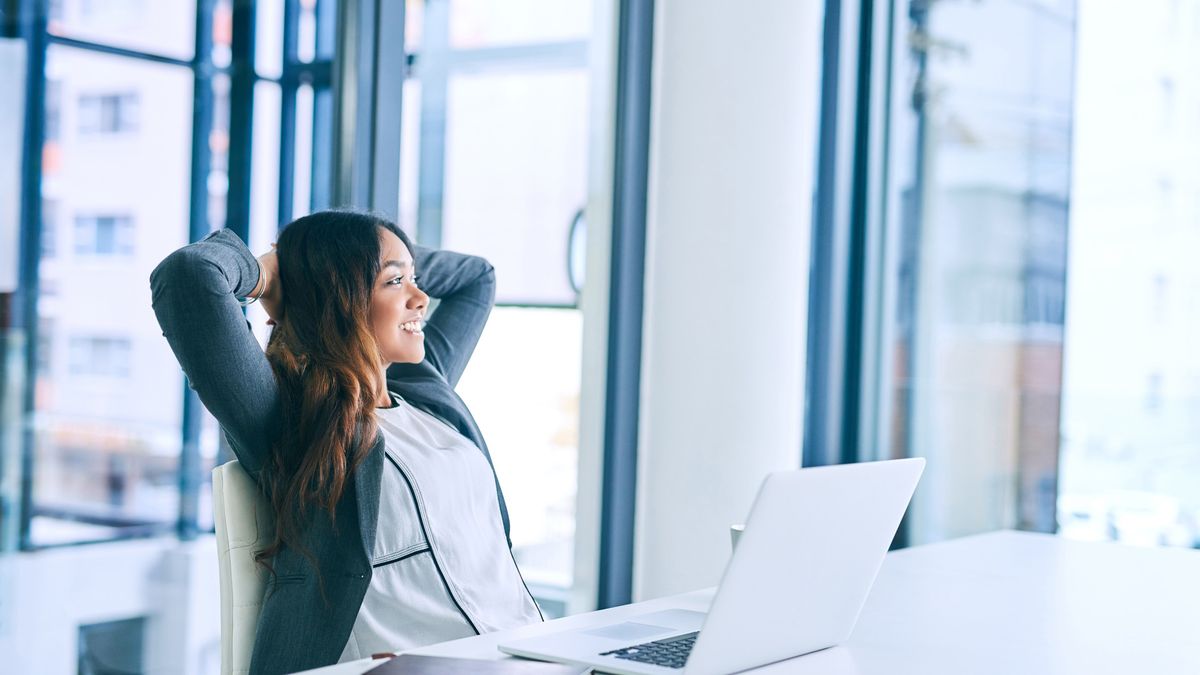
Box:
[298,531,1200,674]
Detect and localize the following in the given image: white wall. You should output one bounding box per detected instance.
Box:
[633,0,824,601]
[0,537,221,675]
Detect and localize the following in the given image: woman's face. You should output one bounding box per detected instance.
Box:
[370,229,429,365]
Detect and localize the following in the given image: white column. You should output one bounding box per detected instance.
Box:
[633,0,823,601]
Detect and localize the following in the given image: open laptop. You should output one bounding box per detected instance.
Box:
[499,458,925,675]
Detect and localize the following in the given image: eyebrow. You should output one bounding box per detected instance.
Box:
[381,260,412,272]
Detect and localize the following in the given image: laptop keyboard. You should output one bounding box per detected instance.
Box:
[600,631,698,669]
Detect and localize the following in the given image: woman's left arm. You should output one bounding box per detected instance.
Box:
[387,246,496,388]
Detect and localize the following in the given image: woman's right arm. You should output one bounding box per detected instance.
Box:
[150,228,281,479]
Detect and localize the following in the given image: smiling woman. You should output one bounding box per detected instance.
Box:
[149,209,543,673]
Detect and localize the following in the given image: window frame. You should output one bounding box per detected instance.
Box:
[5,0,336,551]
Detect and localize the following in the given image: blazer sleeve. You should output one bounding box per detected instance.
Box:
[387,245,496,388]
[149,228,280,478]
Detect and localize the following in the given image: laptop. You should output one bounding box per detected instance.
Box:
[499,458,925,675]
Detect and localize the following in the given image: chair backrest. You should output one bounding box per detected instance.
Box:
[212,460,274,675]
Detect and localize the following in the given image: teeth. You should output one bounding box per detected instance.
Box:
[402,321,424,334]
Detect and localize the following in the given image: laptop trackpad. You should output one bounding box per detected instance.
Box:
[582,610,707,642]
[584,622,674,642]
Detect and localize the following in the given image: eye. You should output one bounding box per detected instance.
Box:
[386,275,405,286]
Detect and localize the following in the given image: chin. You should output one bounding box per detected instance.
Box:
[388,349,425,364]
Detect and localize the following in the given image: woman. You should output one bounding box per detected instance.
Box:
[150,210,542,675]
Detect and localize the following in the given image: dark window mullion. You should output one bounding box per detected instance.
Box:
[597,0,655,610]
[15,0,48,553]
[179,0,217,542]
[225,0,256,243]
[277,0,300,225]
[45,34,194,68]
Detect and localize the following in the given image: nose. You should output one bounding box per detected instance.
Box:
[408,286,429,312]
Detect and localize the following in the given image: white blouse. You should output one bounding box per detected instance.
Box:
[338,396,543,661]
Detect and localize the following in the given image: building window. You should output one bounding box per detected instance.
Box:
[68,336,132,378]
[41,199,58,257]
[37,319,54,375]
[78,93,139,135]
[74,214,134,256]
[45,80,62,142]
[1146,372,1164,413]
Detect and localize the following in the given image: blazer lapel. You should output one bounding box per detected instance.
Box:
[354,437,386,561]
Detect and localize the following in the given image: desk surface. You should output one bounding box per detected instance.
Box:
[298,531,1200,675]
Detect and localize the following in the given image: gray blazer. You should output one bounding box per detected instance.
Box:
[150,228,511,675]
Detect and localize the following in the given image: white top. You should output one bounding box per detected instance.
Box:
[338,397,543,661]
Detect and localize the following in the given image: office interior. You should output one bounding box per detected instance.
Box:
[0,0,1197,673]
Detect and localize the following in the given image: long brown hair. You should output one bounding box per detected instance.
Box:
[256,209,414,572]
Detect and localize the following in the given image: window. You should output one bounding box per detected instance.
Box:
[45,81,62,142]
[74,214,134,256]
[78,93,140,135]
[853,0,1200,551]
[402,0,595,610]
[41,199,58,257]
[30,44,192,547]
[37,319,54,375]
[68,336,132,378]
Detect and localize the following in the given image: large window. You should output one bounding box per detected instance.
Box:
[401,0,594,612]
[32,38,193,546]
[6,0,336,549]
[849,0,1200,550]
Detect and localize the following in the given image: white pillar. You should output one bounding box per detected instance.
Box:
[633,0,823,601]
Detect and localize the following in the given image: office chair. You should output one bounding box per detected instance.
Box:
[212,461,274,675]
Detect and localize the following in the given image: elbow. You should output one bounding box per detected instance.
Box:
[149,247,190,293]
[476,257,497,306]
[149,245,225,302]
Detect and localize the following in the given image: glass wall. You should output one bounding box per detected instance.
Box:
[401,0,593,613]
[1057,0,1200,548]
[873,0,1200,550]
[32,4,200,546]
[6,0,337,549]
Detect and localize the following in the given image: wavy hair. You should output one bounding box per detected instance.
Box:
[255,209,413,575]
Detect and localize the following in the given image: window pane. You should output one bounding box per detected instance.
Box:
[32,46,192,545]
[256,0,284,79]
[405,0,424,50]
[456,307,581,589]
[292,83,315,218]
[442,69,589,305]
[399,78,420,238]
[402,3,597,604]
[449,0,591,49]
[209,73,232,231]
[879,0,1075,544]
[298,0,317,63]
[48,0,196,62]
[880,0,1200,552]
[1058,0,1200,549]
[246,81,282,344]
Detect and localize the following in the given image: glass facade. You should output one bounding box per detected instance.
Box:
[33,41,194,546]
[402,0,594,607]
[1057,0,1200,548]
[874,0,1200,550]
